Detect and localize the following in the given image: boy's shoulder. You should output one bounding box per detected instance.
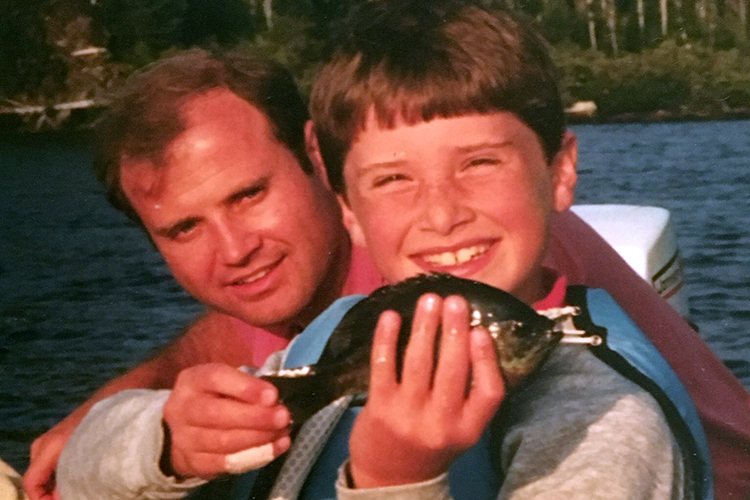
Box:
[497,344,691,499]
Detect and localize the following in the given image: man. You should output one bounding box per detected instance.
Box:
[26,46,750,500]
[22,48,384,500]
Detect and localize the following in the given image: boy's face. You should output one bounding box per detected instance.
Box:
[338,111,577,304]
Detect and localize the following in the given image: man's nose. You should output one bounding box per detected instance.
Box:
[419,182,475,235]
[213,215,261,266]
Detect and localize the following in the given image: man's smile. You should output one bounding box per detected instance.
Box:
[227,254,285,288]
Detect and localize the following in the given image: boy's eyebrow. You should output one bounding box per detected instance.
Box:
[357,141,514,171]
[358,159,408,170]
[454,140,513,153]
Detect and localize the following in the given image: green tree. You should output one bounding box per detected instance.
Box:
[93,0,188,66]
[0,1,53,97]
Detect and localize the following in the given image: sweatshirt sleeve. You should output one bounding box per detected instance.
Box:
[336,466,452,500]
[496,345,689,500]
[57,389,205,500]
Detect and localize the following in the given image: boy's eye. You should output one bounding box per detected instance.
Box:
[372,173,410,188]
[465,157,502,169]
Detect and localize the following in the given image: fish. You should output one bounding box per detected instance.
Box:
[262,273,562,425]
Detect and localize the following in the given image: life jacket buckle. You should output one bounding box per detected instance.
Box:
[539,306,604,346]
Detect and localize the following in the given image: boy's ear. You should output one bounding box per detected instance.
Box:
[336,195,367,248]
[304,120,331,189]
[551,130,578,213]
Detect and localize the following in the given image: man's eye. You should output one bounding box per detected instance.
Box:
[166,221,198,240]
[242,185,266,198]
[372,174,409,188]
[232,183,268,205]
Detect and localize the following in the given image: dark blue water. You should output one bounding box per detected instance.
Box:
[1,121,749,473]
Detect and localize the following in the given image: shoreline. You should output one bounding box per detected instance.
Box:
[567,108,750,126]
[2,107,750,138]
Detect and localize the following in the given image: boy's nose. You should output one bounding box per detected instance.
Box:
[419,183,474,235]
[213,215,261,266]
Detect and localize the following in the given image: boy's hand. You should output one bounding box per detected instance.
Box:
[349,294,505,488]
[162,363,292,480]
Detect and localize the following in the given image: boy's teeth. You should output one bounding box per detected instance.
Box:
[236,267,270,285]
[423,244,488,266]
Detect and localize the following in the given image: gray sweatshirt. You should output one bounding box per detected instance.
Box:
[58,346,691,500]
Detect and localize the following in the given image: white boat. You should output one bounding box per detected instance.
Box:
[572,204,691,320]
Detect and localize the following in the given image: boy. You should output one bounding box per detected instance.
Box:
[57,2,706,499]
[307,1,698,498]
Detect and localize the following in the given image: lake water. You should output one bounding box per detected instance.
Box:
[1,120,749,472]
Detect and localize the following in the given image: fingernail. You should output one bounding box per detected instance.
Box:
[423,294,438,310]
[472,327,491,345]
[274,408,291,428]
[260,388,277,406]
[275,435,292,455]
[446,295,466,310]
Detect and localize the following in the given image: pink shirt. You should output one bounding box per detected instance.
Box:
[232,244,385,367]
[532,273,567,311]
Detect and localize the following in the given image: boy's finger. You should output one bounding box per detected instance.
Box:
[433,295,472,406]
[369,310,401,396]
[401,294,442,391]
[464,327,505,425]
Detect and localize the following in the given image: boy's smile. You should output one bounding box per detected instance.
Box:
[339,111,577,304]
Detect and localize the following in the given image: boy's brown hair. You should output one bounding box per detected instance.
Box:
[310,0,565,194]
[95,48,312,223]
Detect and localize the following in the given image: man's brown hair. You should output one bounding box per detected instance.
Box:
[95,48,311,223]
[310,0,565,194]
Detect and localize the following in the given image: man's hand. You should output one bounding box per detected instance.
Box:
[349,294,505,488]
[162,363,292,480]
[24,421,73,500]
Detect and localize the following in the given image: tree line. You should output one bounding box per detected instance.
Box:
[2,0,750,129]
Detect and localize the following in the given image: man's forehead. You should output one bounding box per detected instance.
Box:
[179,88,273,138]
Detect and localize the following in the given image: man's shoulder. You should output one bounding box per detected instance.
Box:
[173,311,260,367]
[186,310,238,334]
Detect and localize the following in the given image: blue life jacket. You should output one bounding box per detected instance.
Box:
[232,288,712,500]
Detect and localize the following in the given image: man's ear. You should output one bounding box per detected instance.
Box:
[336,195,367,248]
[551,130,578,213]
[304,121,331,189]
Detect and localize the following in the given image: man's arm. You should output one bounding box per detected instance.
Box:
[56,359,291,500]
[23,311,255,500]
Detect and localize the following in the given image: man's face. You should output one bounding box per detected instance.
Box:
[120,89,346,330]
[339,111,576,304]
